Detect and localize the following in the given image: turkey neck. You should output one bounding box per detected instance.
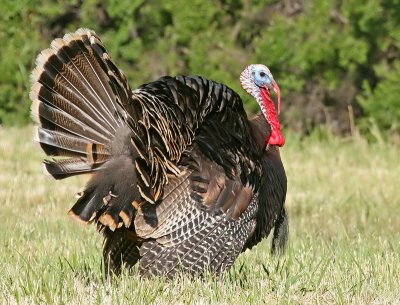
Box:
[249,113,272,151]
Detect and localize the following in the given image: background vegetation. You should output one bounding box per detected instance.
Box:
[1,0,400,139]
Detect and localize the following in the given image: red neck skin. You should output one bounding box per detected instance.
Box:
[260,88,285,147]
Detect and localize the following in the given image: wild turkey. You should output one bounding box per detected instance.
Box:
[30,28,288,278]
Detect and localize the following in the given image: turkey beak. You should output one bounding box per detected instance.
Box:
[273,81,281,115]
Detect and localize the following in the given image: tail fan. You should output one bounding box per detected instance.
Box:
[30,28,139,229]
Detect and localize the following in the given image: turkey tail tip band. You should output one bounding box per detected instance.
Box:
[30,83,42,124]
[29,28,97,92]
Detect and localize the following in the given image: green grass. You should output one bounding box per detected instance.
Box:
[1,126,399,304]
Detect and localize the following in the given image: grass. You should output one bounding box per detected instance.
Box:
[0,126,399,304]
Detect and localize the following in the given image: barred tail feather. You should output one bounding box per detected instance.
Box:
[43,158,98,180]
[30,29,121,176]
[30,29,140,230]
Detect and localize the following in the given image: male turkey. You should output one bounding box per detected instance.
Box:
[30,28,288,278]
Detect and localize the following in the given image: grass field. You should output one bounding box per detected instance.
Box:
[0,126,399,304]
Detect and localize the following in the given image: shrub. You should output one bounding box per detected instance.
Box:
[0,0,399,136]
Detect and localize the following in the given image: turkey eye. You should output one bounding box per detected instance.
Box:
[260,72,266,77]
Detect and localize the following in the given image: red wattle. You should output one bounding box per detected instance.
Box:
[260,88,285,147]
[268,130,285,147]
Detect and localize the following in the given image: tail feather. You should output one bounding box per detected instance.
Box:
[50,36,116,112]
[30,82,114,141]
[32,89,111,143]
[69,186,103,222]
[68,155,138,225]
[34,127,91,157]
[61,37,122,127]
[43,158,98,180]
[31,42,118,134]
[34,127,109,163]
[74,29,133,126]
[30,29,140,230]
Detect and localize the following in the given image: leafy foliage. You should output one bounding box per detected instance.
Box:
[359,61,400,135]
[0,0,399,134]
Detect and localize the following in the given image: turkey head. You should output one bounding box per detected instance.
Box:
[240,64,285,147]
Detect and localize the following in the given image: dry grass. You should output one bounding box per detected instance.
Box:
[0,126,399,304]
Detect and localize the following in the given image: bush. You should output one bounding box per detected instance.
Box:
[0,0,399,135]
[359,62,400,135]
